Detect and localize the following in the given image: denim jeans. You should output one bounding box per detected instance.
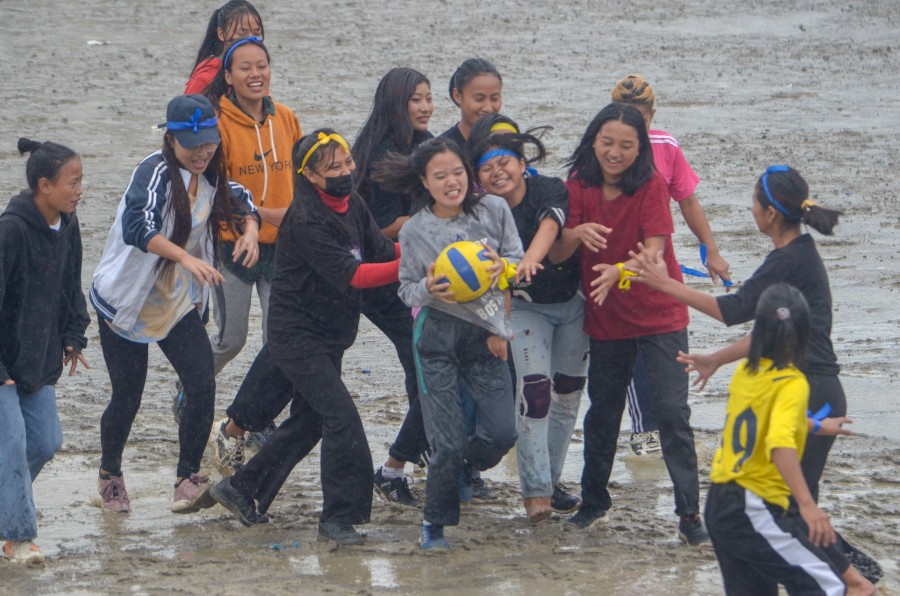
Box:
[0,384,62,541]
[510,295,589,498]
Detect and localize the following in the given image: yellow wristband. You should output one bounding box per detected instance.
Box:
[496,259,518,291]
[616,262,637,291]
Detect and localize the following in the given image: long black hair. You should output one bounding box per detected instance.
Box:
[202,36,271,108]
[372,137,481,217]
[351,67,431,199]
[467,113,549,171]
[747,283,811,373]
[191,1,264,71]
[17,137,78,198]
[156,133,239,277]
[754,166,842,235]
[564,103,655,196]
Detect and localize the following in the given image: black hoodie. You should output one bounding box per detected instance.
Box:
[0,191,89,394]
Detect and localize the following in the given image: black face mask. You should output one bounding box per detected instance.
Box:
[324,174,353,197]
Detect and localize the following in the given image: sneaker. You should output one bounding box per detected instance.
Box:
[98,473,132,513]
[420,523,451,551]
[550,483,581,514]
[1,540,45,566]
[567,507,609,530]
[630,430,662,456]
[210,418,246,477]
[317,521,366,545]
[210,477,268,526]
[172,381,185,425]
[374,467,421,508]
[172,473,216,513]
[678,514,710,547]
[471,473,499,502]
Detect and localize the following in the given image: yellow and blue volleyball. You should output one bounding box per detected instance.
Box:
[433,241,496,303]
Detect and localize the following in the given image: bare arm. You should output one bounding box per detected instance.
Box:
[257,206,287,228]
[588,235,664,306]
[548,222,612,264]
[771,448,836,548]
[147,234,225,286]
[677,193,730,284]
[516,217,557,283]
[676,334,751,390]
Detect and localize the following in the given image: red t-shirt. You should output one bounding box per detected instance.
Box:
[566,172,688,340]
[184,56,222,95]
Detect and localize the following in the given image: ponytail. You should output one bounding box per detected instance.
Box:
[755,166,842,235]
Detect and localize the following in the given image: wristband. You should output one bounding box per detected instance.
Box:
[812,419,821,434]
[616,262,637,291]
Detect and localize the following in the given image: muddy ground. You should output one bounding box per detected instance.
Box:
[0,0,898,593]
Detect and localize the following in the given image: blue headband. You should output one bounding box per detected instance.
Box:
[760,165,799,222]
[167,108,218,133]
[476,148,521,170]
[223,36,263,71]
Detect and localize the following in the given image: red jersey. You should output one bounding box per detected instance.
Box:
[566,172,688,340]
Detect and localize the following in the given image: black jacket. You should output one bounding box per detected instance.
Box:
[0,192,90,394]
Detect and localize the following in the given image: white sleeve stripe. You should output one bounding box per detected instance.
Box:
[141,162,166,233]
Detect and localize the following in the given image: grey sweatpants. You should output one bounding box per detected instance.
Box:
[210,264,271,375]
[413,308,517,526]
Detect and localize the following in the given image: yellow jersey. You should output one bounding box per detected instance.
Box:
[710,359,809,510]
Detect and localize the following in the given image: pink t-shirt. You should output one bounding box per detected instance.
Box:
[649,129,699,202]
[565,173,689,340]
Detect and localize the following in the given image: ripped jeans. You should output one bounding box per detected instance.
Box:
[510,295,589,498]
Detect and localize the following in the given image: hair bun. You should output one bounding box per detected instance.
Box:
[17,137,42,155]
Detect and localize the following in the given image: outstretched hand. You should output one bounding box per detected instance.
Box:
[627,242,670,289]
[815,416,854,437]
[676,350,720,391]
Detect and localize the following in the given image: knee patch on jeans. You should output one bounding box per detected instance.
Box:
[553,372,585,395]
[520,374,551,419]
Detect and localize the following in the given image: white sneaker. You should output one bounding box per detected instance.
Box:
[2,540,45,566]
[630,430,662,456]
[209,418,245,476]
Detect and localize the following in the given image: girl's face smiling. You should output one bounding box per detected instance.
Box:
[454,74,502,128]
[592,119,639,184]
[36,157,83,223]
[218,13,262,44]
[407,82,434,133]
[225,44,270,105]
[477,150,526,204]
[421,150,467,218]
[173,138,219,175]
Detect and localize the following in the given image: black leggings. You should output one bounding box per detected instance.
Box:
[98,310,215,479]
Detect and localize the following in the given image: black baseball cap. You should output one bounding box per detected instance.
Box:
[164,94,220,148]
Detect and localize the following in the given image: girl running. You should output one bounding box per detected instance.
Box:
[611,74,731,457]
[440,58,503,148]
[631,165,878,591]
[210,130,400,543]
[378,136,523,551]
[1,138,90,565]
[549,103,707,545]
[185,1,263,95]
[91,94,260,514]
[468,116,587,522]
[195,37,302,449]
[351,67,434,505]
[704,283,846,595]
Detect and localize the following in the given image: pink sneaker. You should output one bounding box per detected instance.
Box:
[98,474,132,513]
[172,473,215,513]
[2,540,45,566]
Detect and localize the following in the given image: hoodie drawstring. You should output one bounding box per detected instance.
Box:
[253,123,268,206]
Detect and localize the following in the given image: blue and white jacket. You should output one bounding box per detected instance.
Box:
[91,150,258,334]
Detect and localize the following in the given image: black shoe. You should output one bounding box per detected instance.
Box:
[841,535,883,584]
[210,477,268,526]
[678,515,709,547]
[317,521,366,545]
[374,467,421,508]
[471,472,498,502]
[567,507,609,530]
[550,483,581,514]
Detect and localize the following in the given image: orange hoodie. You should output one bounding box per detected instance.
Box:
[218,95,302,244]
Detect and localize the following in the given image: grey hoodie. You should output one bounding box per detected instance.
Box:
[398,194,523,338]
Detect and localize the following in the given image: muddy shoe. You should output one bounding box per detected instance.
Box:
[471,473,499,502]
[420,523,450,552]
[630,430,662,456]
[550,483,581,514]
[1,540,45,566]
[317,521,366,545]
[98,473,132,513]
[210,418,245,477]
[524,496,552,524]
[678,514,710,547]
[374,467,421,508]
[210,477,268,526]
[567,507,609,530]
[172,473,216,513]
